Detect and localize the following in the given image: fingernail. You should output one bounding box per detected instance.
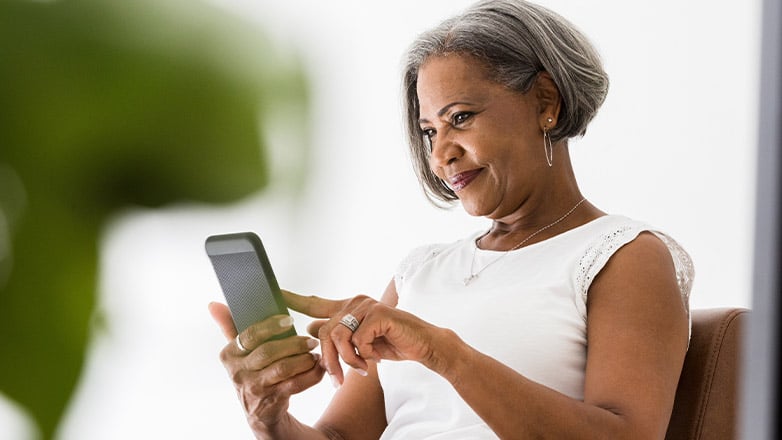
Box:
[330,374,341,389]
[312,353,321,363]
[279,316,294,328]
[354,368,368,377]
[306,339,319,349]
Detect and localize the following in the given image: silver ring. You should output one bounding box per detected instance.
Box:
[338,313,360,332]
[235,334,249,354]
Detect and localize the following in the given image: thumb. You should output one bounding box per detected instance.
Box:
[208,302,238,340]
[282,289,346,319]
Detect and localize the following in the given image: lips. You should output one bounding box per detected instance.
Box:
[448,169,483,192]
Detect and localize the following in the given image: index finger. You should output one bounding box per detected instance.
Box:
[282,289,347,319]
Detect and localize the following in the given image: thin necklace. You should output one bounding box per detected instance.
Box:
[463,198,587,286]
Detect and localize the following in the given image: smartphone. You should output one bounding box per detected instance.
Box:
[205,232,296,338]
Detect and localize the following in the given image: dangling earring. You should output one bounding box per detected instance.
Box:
[543,117,554,167]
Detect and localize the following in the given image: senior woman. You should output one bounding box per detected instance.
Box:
[209,0,693,438]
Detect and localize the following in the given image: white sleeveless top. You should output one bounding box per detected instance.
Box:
[377,215,694,440]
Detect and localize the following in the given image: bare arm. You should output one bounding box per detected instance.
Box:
[286,232,687,439]
[310,282,398,440]
[426,232,689,439]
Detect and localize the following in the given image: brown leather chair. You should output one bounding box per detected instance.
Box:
[665,308,748,440]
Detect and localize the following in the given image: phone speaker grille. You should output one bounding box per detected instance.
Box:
[210,251,279,333]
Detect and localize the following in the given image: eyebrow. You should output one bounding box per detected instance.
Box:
[418,101,473,124]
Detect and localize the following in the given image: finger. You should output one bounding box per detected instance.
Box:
[241,351,323,416]
[352,329,385,363]
[281,289,347,319]
[208,302,238,340]
[317,324,344,387]
[244,337,320,372]
[259,352,324,388]
[351,307,406,363]
[233,315,295,356]
[277,355,327,395]
[306,319,328,338]
[332,326,368,373]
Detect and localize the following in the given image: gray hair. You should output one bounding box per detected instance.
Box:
[403,0,609,204]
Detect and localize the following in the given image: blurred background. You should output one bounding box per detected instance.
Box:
[0,0,760,438]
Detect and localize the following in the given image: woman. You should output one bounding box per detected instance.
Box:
[209,0,693,438]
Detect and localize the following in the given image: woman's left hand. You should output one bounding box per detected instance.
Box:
[282,290,447,386]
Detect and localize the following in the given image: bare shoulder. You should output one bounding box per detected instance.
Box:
[586,231,688,345]
[588,231,684,311]
[584,231,689,435]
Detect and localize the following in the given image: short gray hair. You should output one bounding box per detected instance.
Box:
[403,0,609,204]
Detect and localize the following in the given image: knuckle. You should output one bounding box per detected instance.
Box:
[348,294,371,307]
[331,329,351,345]
[243,330,260,348]
[253,343,271,360]
[329,325,341,337]
[245,318,278,347]
[270,360,291,378]
[247,381,270,397]
[219,346,232,363]
[282,381,304,396]
[230,368,246,386]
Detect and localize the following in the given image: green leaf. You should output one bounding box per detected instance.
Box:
[0,0,310,438]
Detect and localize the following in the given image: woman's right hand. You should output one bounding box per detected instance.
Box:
[208,302,325,432]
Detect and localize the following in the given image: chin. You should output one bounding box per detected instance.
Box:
[460,200,491,218]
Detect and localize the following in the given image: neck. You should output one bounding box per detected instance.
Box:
[478,147,603,251]
[479,196,589,251]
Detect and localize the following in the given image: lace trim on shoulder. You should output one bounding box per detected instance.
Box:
[651,231,695,306]
[394,243,446,293]
[576,225,635,305]
[576,225,694,314]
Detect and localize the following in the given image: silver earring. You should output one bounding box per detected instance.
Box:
[543,117,554,167]
[543,129,553,167]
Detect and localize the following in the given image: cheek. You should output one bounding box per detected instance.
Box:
[427,156,443,179]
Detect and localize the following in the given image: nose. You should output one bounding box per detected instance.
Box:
[428,127,464,169]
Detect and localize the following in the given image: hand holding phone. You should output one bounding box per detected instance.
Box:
[205,232,296,338]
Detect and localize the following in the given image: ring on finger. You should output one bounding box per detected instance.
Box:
[235,334,249,354]
[338,313,360,332]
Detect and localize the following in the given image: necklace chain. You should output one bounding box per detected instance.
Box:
[463,198,587,286]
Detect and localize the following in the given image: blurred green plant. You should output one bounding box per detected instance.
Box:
[0,0,310,438]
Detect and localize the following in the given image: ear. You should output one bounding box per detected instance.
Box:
[534,71,562,130]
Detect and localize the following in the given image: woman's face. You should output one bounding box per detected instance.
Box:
[417,54,548,219]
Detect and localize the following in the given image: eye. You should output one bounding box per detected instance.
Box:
[421,128,435,152]
[452,112,473,125]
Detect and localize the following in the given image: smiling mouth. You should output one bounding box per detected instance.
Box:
[448,169,483,192]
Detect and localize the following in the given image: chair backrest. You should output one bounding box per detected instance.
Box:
[665,308,748,440]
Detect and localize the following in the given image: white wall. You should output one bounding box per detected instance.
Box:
[1,1,761,438]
